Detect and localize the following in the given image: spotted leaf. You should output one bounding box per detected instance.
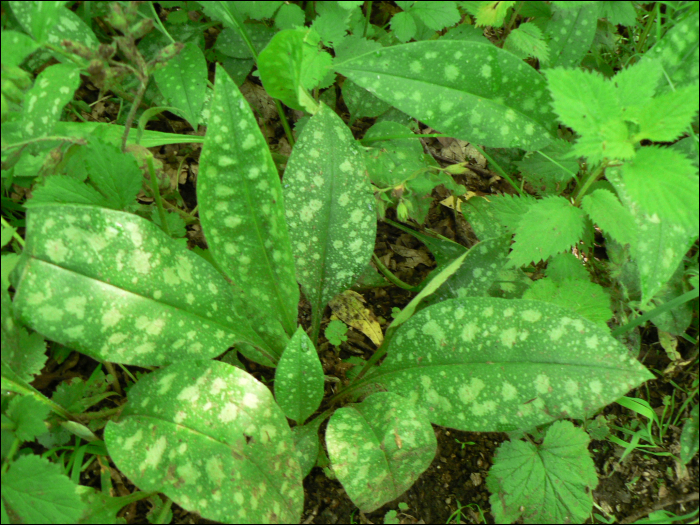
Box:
[154,41,208,129]
[104,360,303,524]
[375,297,653,432]
[198,64,299,337]
[326,392,437,513]
[21,63,80,139]
[274,327,324,424]
[335,41,557,150]
[284,102,376,338]
[11,204,272,366]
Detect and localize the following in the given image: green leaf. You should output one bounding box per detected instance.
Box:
[6,395,50,441]
[11,204,270,366]
[504,21,549,63]
[21,63,81,139]
[258,28,330,113]
[545,67,634,164]
[1,455,86,523]
[376,297,653,431]
[325,319,349,346]
[336,41,556,149]
[523,277,612,326]
[197,64,299,337]
[680,403,699,464]
[214,25,276,59]
[516,139,577,195]
[407,1,461,32]
[622,147,699,231]
[311,1,353,47]
[25,175,110,209]
[1,31,40,67]
[326,392,437,513]
[487,421,598,524]
[292,417,323,479]
[635,83,700,142]
[1,288,47,384]
[508,196,586,268]
[342,78,392,121]
[612,58,662,111]
[284,102,376,337]
[9,1,63,43]
[643,11,699,92]
[104,360,303,524]
[542,3,598,68]
[52,121,205,148]
[422,235,511,309]
[274,327,324,424]
[154,42,208,129]
[384,218,467,268]
[581,188,637,249]
[545,253,589,283]
[391,11,417,43]
[465,1,515,28]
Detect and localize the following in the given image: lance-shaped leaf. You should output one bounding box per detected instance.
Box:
[375,297,653,432]
[197,64,299,336]
[154,41,208,129]
[335,41,556,150]
[326,392,437,513]
[104,360,303,524]
[11,204,271,366]
[22,63,81,139]
[284,102,376,337]
[274,327,324,424]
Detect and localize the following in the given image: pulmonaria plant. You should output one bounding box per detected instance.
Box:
[3,1,697,524]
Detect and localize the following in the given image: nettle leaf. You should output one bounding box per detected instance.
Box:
[21,63,80,139]
[636,83,700,143]
[284,102,376,335]
[326,391,437,513]
[1,288,47,385]
[274,327,324,424]
[504,21,549,63]
[258,28,330,113]
[2,455,86,524]
[197,65,299,337]
[607,166,698,306]
[622,147,699,232]
[104,360,303,524]
[581,188,637,249]
[487,420,598,524]
[335,41,556,149]
[375,297,653,432]
[523,277,612,326]
[508,196,586,268]
[154,42,208,129]
[11,204,270,366]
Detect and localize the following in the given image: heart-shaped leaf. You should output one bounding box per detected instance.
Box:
[326,392,437,513]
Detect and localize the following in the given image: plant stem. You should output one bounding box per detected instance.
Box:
[372,253,421,291]
[572,160,608,206]
[611,288,700,337]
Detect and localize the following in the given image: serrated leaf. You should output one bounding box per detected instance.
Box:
[523,277,612,326]
[508,196,586,267]
[391,11,417,43]
[6,395,50,441]
[622,147,699,231]
[546,253,589,283]
[82,138,143,210]
[154,42,207,129]
[636,83,700,142]
[274,327,324,424]
[11,204,271,366]
[1,455,86,523]
[504,22,549,63]
[24,175,110,209]
[376,297,653,431]
[408,1,461,32]
[21,63,80,139]
[487,421,597,524]
[311,1,352,46]
[336,41,556,149]
[581,188,636,248]
[680,404,699,464]
[467,1,516,28]
[326,392,437,513]
[197,65,299,337]
[104,360,303,524]
[284,102,376,335]
[275,3,306,30]
[612,58,662,110]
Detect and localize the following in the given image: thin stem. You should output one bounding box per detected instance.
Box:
[468,143,521,195]
[363,1,373,38]
[146,156,170,237]
[148,1,175,44]
[372,253,421,291]
[572,161,608,206]
[611,288,699,337]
